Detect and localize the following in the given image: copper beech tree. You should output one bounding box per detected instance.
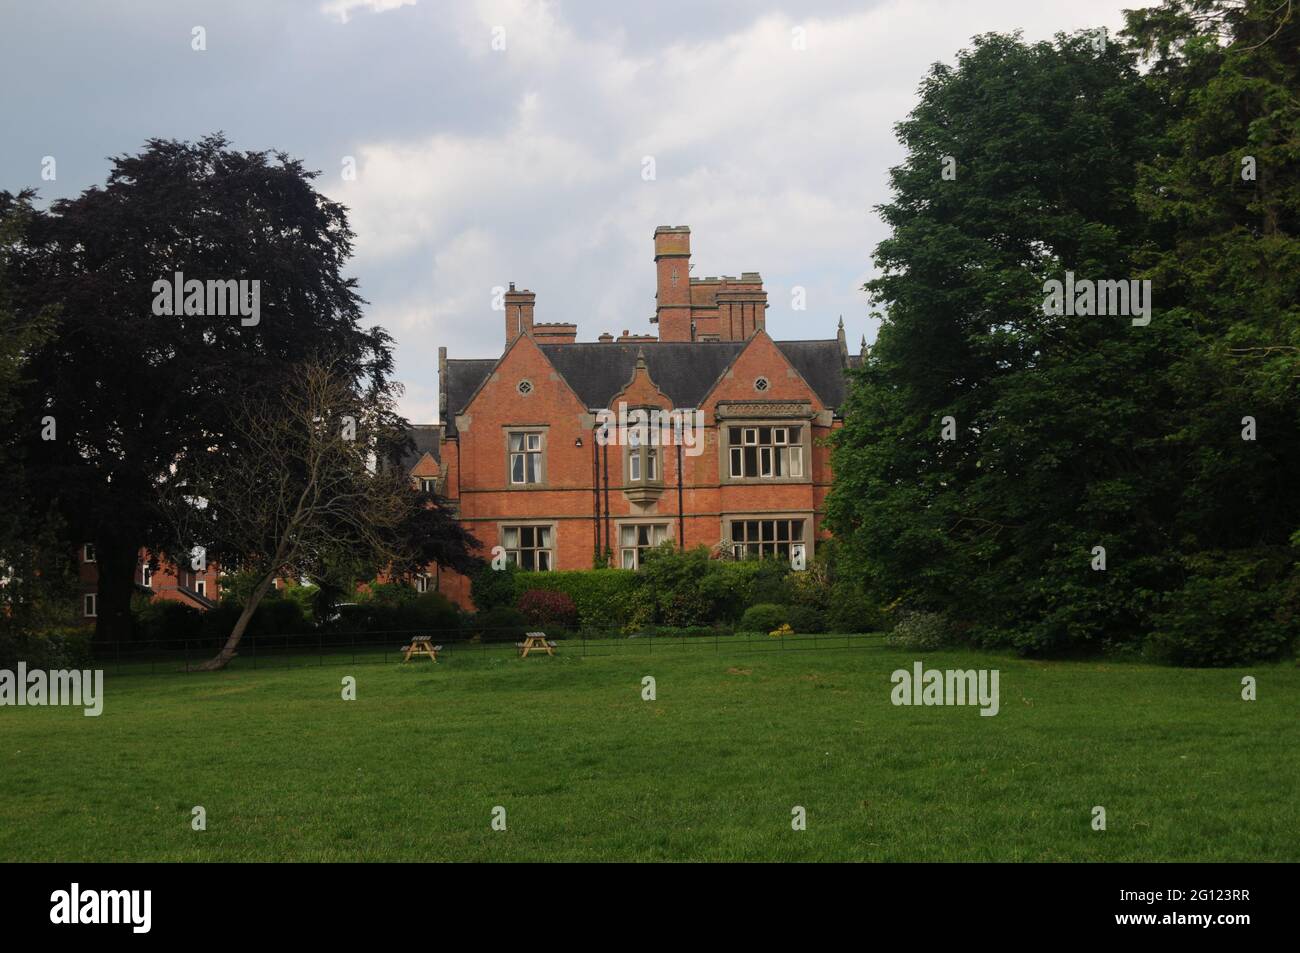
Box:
[172,360,412,671]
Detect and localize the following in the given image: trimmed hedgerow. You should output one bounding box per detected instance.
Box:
[511,569,641,627]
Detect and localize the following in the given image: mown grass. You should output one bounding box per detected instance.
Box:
[1,633,1295,861]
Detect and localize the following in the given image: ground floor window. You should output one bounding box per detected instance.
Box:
[729,517,806,560]
[83,593,97,617]
[620,523,670,568]
[503,525,553,571]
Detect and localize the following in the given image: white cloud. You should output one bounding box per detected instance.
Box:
[322,0,417,25]
[320,0,1155,420]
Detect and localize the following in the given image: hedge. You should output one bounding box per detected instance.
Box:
[510,568,641,627]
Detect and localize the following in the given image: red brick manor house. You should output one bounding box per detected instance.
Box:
[403,226,863,609]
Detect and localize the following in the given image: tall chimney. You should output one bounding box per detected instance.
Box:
[653,226,692,342]
[504,282,535,345]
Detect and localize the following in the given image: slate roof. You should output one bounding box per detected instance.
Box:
[441,359,498,436]
[773,340,851,411]
[398,422,442,470]
[440,338,850,431]
[541,342,745,409]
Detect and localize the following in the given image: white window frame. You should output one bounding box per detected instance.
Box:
[195,579,207,598]
[83,593,97,617]
[419,477,438,493]
[728,517,808,561]
[619,523,671,569]
[83,544,96,563]
[727,424,806,480]
[508,431,545,485]
[501,523,555,571]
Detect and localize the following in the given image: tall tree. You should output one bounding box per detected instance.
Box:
[827,30,1173,653]
[2,135,396,640]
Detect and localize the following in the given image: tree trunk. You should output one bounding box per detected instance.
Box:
[94,538,139,643]
[193,571,278,671]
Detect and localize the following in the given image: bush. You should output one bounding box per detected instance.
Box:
[738,603,789,633]
[785,604,827,634]
[885,610,952,650]
[1146,550,1297,667]
[197,595,309,641]
[698,558,790,623]
[471,606,529,643]
[401,591,461,634]
[825,585,885,633]
[511,568,642,627]
[517,589,578,628]
[0,627,93,670]
[470,563,519,612]
[133,599,204,643]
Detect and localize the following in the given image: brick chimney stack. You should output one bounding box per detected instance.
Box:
[504,282,535,345]
[653,226,692,342]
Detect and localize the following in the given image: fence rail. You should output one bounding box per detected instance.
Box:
[85,627,883,675]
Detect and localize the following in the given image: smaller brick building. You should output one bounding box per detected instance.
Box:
[410,226,864,609]
[76,544,221,623]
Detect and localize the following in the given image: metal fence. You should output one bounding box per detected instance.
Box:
[86,627,884,675]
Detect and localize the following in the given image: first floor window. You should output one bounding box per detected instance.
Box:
[730,518,806,560]
[141,564,153,588]
[503,525,553,571]
[83,593,97,617]
[620,523,669,569]
[509,432,543,484]
[728,426,803,479]
[196,579,207,598]
[83,543,96,563]
[414,573,430,593]
[419,477,438,493]
[626,425,661,484]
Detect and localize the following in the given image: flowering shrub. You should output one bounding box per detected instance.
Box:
[517,589,578,628]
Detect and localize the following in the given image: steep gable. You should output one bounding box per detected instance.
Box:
[697,330,829,415]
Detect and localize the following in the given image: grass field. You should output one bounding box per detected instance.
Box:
[1,633,1296,861]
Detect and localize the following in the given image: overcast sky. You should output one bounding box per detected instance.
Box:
[1,0,1153,423]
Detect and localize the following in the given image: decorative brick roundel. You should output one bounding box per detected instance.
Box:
[753,376,770,392]
[517,379,533,395]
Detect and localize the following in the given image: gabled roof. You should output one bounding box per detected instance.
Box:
[542,342,746,409]
[773,340,851,410]
[442,359,497,436]
[399,423,442,470]
[439,338,850,422]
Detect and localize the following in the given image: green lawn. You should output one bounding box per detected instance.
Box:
[1,634,1296,861]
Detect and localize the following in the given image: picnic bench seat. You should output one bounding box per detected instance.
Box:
[517,632,557,657]
[400,635,442,662]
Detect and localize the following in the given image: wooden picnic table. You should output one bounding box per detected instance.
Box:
[517,632,556,658]
[401,635,441,662]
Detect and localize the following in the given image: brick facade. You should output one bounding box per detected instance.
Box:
[420,226,863,610]
[76,544,221,623]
